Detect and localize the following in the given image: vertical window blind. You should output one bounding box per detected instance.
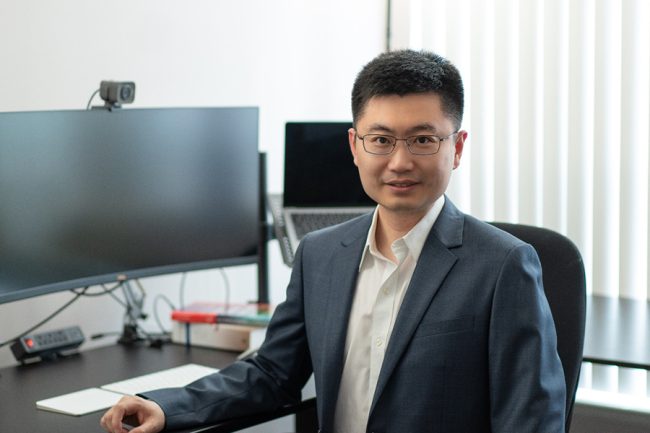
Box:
[389,0,650,405]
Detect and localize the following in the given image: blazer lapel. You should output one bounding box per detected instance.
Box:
[318,215,370,429]
[369,199,464,413]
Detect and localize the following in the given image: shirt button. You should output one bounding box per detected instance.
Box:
[375,337,383,347]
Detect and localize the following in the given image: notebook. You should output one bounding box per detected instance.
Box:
[279,122,375,263]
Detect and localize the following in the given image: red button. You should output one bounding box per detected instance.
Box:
[25,338,34,348]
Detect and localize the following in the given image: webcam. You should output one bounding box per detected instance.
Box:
[100,81,136,107]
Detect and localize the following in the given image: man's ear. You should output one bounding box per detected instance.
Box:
[452,130,467,170]
[348,128,359,166]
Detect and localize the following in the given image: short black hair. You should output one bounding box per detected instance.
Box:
[351,49,464,130]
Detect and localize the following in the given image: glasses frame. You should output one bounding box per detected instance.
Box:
[355,131,459,155]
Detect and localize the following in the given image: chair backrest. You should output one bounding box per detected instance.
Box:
[489,222,586,433]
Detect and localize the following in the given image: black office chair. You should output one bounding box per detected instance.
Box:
[489,222,586,433]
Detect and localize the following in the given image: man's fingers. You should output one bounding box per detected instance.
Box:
[99,395,165,433]
[99,396,138,433]
[112,402,131,433]
[128,420,156,433]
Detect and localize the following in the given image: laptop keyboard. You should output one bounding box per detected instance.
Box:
[292,212,367,239]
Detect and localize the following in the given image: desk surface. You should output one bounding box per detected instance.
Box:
[6,296,645,431]
[583,295,650,370]
[0,343,313,433]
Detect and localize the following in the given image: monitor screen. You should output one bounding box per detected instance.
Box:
[0,107,259,304]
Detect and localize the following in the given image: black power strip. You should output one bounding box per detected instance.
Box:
[11,326,85,363]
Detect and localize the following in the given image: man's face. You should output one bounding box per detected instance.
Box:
[349,92,466,221]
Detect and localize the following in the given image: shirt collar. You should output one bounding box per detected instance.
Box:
[359,195,446,269]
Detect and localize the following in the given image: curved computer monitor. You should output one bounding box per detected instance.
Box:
[0,107,259,304]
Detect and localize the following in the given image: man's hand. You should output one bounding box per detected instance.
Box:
[100,395,165,433]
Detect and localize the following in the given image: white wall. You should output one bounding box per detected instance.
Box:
[0,3,385,429]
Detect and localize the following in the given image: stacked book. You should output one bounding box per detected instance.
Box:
[170,302,271,352]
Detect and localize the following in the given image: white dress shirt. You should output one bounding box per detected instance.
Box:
[333,196,445,433]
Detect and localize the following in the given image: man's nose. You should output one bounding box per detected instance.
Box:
[387,140,414,170]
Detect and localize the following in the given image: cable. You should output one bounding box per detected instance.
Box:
[178,269,231,310]
[218,268,231,310]
[102,283,128,308]
[86,88,100,110]
[0,287,89,349]
[71,281,122,297]
[153,294,176,334]
[179,272,187,309]
[90,331,122,340]
[134,279,146,299]
[72,282,127,308]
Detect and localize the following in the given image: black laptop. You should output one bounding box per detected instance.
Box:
[280,122,375,261]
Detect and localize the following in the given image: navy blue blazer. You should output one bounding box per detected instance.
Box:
[144,198,566,433]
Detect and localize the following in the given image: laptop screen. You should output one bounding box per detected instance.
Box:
[283,122,374,207]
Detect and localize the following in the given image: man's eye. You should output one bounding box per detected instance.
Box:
[415,136,435,144]
[369,135,392,145]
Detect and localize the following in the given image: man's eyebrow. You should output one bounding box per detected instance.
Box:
[405,123,438,135]
[364,123,394,134]
[364,123,439,135]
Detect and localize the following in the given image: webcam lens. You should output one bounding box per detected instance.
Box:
[120,85,133,101]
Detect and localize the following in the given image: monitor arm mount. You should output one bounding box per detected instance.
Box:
[117,280,147,345]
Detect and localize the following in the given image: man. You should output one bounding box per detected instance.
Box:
[101,50,565,433]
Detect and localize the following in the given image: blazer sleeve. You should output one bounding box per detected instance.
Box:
[141,241,314,431]
[488,243,566,433]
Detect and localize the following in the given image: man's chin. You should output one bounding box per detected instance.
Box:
[378,201,431,216]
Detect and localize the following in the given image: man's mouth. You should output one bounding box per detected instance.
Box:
[386,179,418,189]
[387,179,416,185]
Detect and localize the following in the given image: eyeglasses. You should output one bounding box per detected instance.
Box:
[355,131,458,155]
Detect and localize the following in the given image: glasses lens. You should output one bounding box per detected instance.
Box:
[407,135,440,155]
[363,134,395,154]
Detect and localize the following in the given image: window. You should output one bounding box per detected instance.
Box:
[390,0,650,406]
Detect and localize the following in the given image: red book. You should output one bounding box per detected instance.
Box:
[171,302,272,326]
